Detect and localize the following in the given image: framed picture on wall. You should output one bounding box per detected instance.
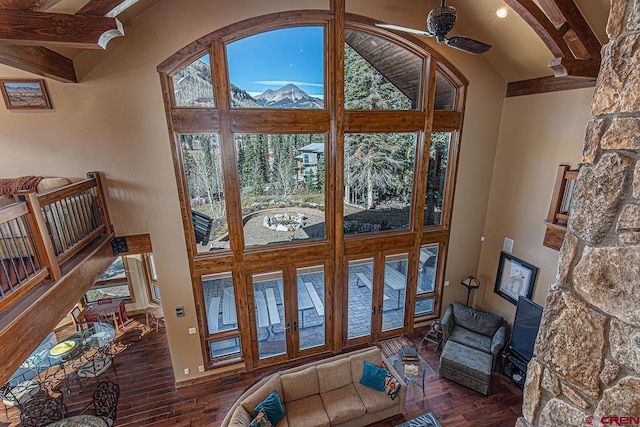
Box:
[0,79,51,110]
[494,252,538,305]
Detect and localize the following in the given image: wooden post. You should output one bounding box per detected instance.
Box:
[16,191,62,281]
[87,171,114,234]
[546,164,570,223]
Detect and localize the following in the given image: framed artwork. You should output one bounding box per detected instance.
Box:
[0,79,51,110]
[494,252,538,305]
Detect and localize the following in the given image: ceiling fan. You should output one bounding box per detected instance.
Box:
[375,0,492,55]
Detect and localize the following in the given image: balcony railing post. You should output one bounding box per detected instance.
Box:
[87,171,114,234]
[16,191,62,281]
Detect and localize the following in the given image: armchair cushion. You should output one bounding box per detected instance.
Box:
[449,326,492,353]
[450,302,504,337]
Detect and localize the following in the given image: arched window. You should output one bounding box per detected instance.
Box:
[158,10,467,372]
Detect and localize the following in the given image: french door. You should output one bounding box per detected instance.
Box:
[345,252,409,346]
[250,264,329,367]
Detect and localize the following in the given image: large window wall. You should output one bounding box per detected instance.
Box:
[159,11,467,373]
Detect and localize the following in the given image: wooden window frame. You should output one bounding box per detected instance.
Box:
[86,256,135,304]
[158,8,468,374]
[143,253,161,304]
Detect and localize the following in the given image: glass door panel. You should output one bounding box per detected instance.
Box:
[382,253,407,332]
[296,266,326,351]
[347,259,374,340]
[418,244,438,294]
[252,272,287,360]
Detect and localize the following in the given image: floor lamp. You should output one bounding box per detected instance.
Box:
[460,276,480,306]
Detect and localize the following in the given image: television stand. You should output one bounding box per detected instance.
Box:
[503,351,528,389]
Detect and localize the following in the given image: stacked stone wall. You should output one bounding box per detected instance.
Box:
[518,1,640,425]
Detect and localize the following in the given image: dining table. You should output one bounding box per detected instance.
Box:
[46,414,108,426]
[79,299,129,330]
[23,322,116,393]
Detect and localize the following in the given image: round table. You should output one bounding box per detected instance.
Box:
[46,414,108,426]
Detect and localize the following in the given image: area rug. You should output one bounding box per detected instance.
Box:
[375,335,413,357]
[395,412,442,427]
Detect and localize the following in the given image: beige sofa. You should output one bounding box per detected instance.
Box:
[222,347,406,427]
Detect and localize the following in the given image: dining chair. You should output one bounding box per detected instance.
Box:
[19,394,67,427]
[1,368,42,419]
[70,305,84,331]
[82,380,119,426]
[76,338,117,390]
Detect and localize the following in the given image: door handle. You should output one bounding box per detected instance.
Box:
[372,306,377,315]
[379,304,383,314]
[293,321,297,331]
[286,322,291,333]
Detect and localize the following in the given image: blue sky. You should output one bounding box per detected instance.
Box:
[224,26,325,98]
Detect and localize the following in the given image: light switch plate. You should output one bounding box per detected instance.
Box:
[198,365,205,373]
[189,327,196,334]
[184,368,189,375]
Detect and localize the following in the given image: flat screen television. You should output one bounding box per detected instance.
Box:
[509,296,544,362]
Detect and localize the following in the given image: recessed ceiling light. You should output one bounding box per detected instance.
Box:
[496,7,508,18]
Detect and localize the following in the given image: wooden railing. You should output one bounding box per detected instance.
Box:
[543,164,579,250]
[0,172,112,310]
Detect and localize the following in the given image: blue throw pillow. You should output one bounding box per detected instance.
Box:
[359,360,386,391]
[254,390,285,425]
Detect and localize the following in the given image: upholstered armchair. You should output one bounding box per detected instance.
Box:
[441,301,507,369]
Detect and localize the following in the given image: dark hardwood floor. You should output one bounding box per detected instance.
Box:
[2,316,522,426]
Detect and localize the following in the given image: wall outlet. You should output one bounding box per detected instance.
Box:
[480,236,485,242]
[184,368,190,375]
[198,365,205,373]
[188,327,197,334]
[444,280,450,287]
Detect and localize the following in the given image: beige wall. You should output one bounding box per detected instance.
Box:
[474,88,595,323]
[0,0,505,382]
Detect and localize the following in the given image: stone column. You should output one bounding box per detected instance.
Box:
[518,1,640,426]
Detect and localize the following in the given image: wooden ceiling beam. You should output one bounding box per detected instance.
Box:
[537,0,601,60]
[0,9,123,49]
[548,57,600,79]
[0,44,76,82]
[503,0,573,58]
[77,0,140,18]
[506,75,596,97]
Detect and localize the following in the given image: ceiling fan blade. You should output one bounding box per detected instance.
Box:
[445,36,492,54]
[375,23,434,38]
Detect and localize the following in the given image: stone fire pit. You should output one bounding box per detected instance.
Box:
[263,212,307,232]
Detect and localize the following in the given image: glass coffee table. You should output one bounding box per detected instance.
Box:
[390,348,430,395]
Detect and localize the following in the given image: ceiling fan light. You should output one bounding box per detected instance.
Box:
[496,8,508,19]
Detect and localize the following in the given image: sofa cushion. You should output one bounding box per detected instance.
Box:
[249,409,273,427]
[284,395,330,427]
[320,384,366,424]
[350,347,383,382]
[384,371,401,400]
[280,366,319,402]
[242,375,283,416]
[452,302,504,337]
[353,382,396,413]
[228,405,253,427]
[359,360,386,391]
[254,390,285,425]
[37,177,69,193]
[449,326,492,354]
[317,357,351,393]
